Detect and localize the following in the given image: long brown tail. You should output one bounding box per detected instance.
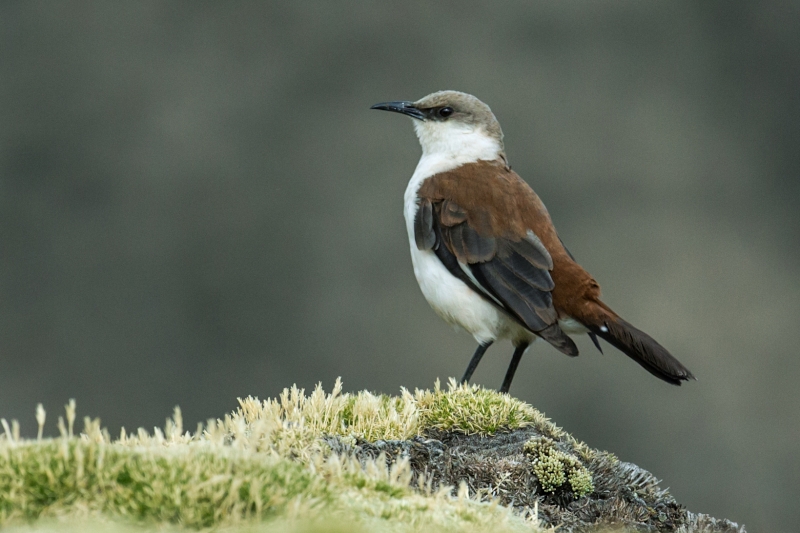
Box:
[582,307,695,385]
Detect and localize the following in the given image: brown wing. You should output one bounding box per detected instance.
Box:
[415,161,577,356]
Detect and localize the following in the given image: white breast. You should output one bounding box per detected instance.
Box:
[403,151,531,346]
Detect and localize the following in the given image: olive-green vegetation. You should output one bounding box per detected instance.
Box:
[0,380,743,533]
[0,380,552,532]
[522,437,593,497]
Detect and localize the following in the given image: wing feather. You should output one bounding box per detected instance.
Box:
[471,261,556,331]
[456,223,496,263]
[416,197,572,353]
[508,230,553,270]
[495,245,555,291]
[414,198,436,251]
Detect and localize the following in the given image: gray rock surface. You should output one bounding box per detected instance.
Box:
[326,427,745,533]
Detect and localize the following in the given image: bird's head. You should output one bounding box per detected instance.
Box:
[371,90,506,164]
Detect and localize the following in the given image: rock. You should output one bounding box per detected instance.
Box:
[325,426,744,533]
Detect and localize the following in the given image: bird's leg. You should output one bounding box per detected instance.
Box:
[460,341,493,384]
[500,342,529,393]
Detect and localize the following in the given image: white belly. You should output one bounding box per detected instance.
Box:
[408,245,520,344]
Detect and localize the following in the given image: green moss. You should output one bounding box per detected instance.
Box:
[523,437,594,498]
[415,379,559,436]
[0,384,545,532]
[566,466,594,498]
[0,439,325,528]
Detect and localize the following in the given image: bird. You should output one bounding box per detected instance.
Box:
[370,90,694,393]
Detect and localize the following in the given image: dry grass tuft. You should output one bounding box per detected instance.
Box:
[0,379,553,532]
[232,377,559,460]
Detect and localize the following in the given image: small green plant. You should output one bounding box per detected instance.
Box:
[523,437,594,497]
[415,378,559,436]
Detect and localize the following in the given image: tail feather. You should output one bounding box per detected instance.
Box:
[537,323,579,357]
[589,315,694,386]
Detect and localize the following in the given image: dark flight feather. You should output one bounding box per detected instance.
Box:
[510,231,553,270]
[478,260,554,319]
[470,261,553,334]
[414,198,435,250]
[537,324,579,356]
[459,223,496,262]
[495,246,555,291]
[446,222,495,263]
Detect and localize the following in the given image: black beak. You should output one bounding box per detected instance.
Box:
[370,101,425,120]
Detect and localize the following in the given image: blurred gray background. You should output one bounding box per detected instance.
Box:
[1,1,798,531]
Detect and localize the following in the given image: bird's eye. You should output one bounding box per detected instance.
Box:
[438,107,454,118]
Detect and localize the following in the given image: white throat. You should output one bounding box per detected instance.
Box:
[413,120,502,163]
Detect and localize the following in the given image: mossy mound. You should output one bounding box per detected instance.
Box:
[0,379,744,532]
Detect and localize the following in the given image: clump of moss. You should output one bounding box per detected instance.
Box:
[0,437,326,528]
[233,377,559,456]
[415,378,558,436]
[523,437,594,497]
[0,383,547,532]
